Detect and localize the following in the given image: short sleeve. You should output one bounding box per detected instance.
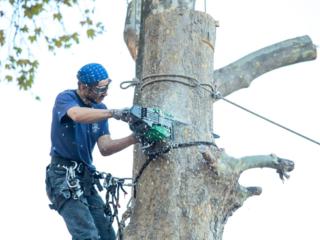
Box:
[54,91,79,122]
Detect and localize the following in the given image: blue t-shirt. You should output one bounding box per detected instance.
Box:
[50,90,110,171]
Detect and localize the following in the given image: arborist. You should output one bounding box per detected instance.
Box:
[45,63,137,240]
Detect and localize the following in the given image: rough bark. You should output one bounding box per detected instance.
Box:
[121,1,316,240]
[124,9,219,239]
[214,35,317,98]
[124,0,141,60]
[124,0,196,61]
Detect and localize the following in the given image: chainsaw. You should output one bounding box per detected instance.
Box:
[119,105,182,156]
[122,105,219,157]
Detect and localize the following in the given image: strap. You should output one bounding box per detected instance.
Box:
[172,141,216,149]
[133,141,216,198]
[51,156,82,166]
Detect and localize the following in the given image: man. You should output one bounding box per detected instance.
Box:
[46,63,137,240]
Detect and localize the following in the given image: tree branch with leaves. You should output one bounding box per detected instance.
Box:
[0,0,105,93]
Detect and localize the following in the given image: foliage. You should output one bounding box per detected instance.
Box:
[0,0,105,91]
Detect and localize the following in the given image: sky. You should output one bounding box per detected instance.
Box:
[0,0,319,239]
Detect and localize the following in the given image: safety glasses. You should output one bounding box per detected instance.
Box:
[89,85,109,95]
[87,79,111,95]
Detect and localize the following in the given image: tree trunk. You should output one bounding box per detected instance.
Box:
[122,2,315,240]
[125,8,230,240]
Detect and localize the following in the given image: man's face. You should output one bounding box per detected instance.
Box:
[84,79,111,104]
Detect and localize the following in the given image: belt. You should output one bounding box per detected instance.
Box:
[51,156,82,166]
[51,156,103,194]
[51,156,84,174]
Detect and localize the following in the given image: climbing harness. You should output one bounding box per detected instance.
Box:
[51,156,132,240]
[63,161,84,200]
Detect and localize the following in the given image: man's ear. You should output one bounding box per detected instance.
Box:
[78,82,86,91]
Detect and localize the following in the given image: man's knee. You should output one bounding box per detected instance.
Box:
[60,198,100,240]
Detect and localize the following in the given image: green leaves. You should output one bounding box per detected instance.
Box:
[28,35,37,43]
[4,56,39,90]
[86,29,96,39]
[0,30,5,46]
[46,32,80,51]
[20,25,29,33]
[53,12,62,21]
[0,0,105,92]
[23,3,44,19]
[13,46,22,56]
[5,75,13,82]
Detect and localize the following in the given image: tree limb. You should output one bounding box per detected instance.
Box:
[198,145,218,172]
[236,154,294,180]
[214,35,317,98]
[124,0,141,60]
[124,0,197,60]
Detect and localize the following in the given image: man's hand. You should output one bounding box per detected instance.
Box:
[111,108,131,122]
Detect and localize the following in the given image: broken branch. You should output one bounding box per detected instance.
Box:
[214,35,317,98]
[236,154,294,180]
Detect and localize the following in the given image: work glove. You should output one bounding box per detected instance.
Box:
[111,108,131,122]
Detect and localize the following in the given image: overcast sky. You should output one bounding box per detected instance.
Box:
[0,0,319,239]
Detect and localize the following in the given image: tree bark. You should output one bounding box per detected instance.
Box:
[214,35,317,98]
[125,9,220,239]
[122,1,315,240]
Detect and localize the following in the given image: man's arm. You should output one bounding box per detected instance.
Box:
[67,106,129,123]
[97,134,138,156]
[67,106,113,123]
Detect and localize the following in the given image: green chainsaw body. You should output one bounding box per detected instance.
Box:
[128,105,175,155]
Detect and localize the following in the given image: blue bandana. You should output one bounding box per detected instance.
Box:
[77,63,109,85]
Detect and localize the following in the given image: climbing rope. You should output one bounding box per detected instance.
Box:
[120,78,140,89]
[99,173,134,240]
[133,140,217,198]
[120,74,214,94]
[77,172,133,240]
[213,91,320,146]
[141,74,214,93]
[120,74,319,146]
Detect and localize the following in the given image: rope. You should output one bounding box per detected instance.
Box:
[77,172,133,240]
[213,91,320,146]
[172,141,217,149]
[141,73,214,93]
[133,140,216,198]
[102,174,134,240]
[120,74,214,94]
[120,73,318,146]
[120,78,140,89]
